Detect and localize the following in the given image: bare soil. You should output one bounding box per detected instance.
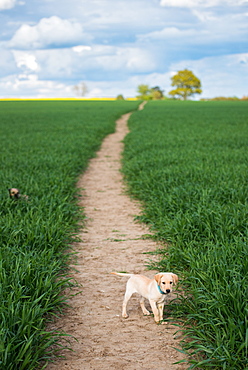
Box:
[46,103,188,370]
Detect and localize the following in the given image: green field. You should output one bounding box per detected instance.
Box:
[123,101,248,369]
[0,100,140,369]
[1,100,247,369]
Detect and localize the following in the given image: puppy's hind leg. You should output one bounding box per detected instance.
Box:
[140,296,151,316]
[122,290,132,318]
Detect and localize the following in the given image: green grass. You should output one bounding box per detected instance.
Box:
[0,100,140,369]
[122,100,248,369]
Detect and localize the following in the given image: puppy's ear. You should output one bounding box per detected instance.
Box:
[172,274,179,284]
[154,273,162,284]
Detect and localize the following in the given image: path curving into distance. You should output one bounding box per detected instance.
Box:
[47,102,188,370]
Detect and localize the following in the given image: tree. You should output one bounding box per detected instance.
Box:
[72,82,88,97]
[169,69,202,100]
[116,94,125,100]
[136,84,164,100]
[150,86,164,100]
[137,84,151,100]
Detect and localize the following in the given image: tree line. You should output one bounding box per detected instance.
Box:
[73,69,203,101]
[137,69,202,101]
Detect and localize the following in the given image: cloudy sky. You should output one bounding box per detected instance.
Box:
[0,0,247,99]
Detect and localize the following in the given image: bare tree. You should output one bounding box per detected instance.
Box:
[72,82,88,97]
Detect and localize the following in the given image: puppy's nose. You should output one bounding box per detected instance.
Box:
[166,289,170,294]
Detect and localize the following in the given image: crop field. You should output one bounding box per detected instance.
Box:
[122,100,248,369]
[0,99,140,369]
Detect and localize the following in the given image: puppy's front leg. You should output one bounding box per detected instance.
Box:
[149,300,160,323]
[158,302,165,321]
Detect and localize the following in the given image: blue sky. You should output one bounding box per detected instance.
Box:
[0,0,247,98]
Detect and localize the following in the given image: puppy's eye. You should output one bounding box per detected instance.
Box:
[162,282,165,284]
[170,282,173,284]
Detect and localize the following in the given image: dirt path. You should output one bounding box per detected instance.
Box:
[47,103,188,370]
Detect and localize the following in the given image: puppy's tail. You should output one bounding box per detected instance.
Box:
[111,272,133,277]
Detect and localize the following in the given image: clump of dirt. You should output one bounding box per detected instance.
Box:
[46,104,188,370]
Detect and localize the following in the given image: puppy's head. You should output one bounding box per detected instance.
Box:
[154,272,178,294]
[8,188,20,199]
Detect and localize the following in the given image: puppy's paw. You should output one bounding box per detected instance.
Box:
[154,316,160,324]
[143,310,151,316]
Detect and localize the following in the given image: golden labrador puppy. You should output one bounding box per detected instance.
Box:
[8,188,29,200]
[111,272,178,323]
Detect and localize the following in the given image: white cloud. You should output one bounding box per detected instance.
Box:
[160,0,248,7]
[72,45,92,53]
[90,46,156,72]
[138,27,201,41]
[85,45,156,73]
[10,45,156,81]
[138,9,247,46]
[0,0,16,10]
[8,16,91,49]
[12,51,39,71]
[0,73,73,98]
[160,0,204,6]
[192,9,217,22]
